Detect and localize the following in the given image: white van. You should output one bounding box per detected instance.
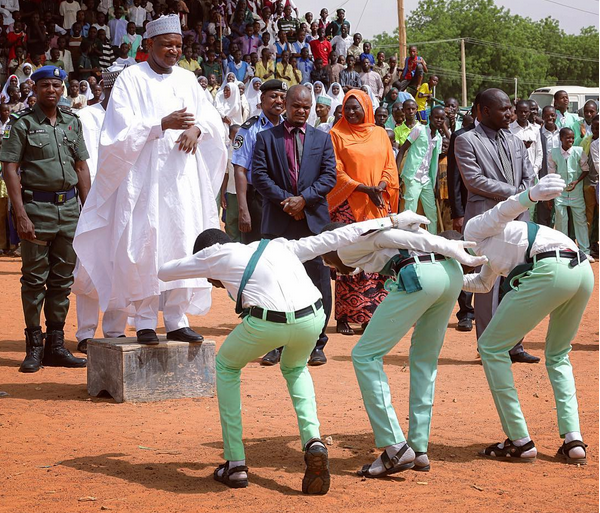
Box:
[529,86,599,114]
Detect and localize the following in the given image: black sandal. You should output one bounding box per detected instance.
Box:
[557,440,588,465]
[336,320,355,336]
[480,439,536,463]
[357,444,415,478]
[302,438,330,495]
[213,461,249,488]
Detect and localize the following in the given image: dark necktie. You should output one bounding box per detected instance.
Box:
[496,130,514,186]
[292,127,303,192]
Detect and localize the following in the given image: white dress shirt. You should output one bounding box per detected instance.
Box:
[409,124,439,184]
[330,34,352,56]
[510,120,542,175]
[540,125,560,154]
[338,225,481,273]
[463,191,578,293]
[159,218,393,312]
[591,138,599,171]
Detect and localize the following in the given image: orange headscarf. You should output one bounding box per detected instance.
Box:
[327,90,399,221]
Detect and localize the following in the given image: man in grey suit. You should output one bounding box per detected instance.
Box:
[455,88,539,364]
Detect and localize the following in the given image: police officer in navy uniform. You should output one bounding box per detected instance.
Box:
[232,79,286,244]
[0,66,91,373]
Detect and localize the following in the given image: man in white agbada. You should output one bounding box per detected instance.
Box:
[73,15,228,344]
[73,64,129,354]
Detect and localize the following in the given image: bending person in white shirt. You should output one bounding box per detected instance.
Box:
[320,216,487,477]
[159,213,429,493]
[463,174,594,464]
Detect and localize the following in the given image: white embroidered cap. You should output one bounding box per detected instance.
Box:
[143,14,182,39]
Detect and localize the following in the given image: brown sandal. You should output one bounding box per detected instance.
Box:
[557,440,587,465]
[480,439,536,463]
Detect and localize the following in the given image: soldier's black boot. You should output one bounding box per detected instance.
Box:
[19,327,45,373]
[42,330,87,368]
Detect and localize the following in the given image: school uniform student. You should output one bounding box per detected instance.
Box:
[396,105,445,233]
[321,214,487,477]
[158,215,420,492]
[463,174,593,464]
[548,127,591,258]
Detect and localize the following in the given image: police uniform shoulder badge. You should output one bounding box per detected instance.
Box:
[233,134,244,150]
[241,115,259,130]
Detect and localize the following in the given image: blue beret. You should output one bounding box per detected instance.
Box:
[31,65,67,83]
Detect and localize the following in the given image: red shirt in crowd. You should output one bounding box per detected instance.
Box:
[309,38,331,64]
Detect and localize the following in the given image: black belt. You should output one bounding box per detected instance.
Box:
[532,250,586,268]
[23,187,77,205]
[246,298,323,324]
[392,253,446,274]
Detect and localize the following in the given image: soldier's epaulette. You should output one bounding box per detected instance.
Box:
[241,115,259,130]
[9,107,32,120]
[59,105,79,117]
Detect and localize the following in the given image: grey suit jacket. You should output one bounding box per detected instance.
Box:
[455,123,536,224]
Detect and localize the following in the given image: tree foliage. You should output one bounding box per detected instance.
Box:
[370,0,599,103]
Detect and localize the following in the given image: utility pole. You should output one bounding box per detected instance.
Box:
[397,0,406,62]
[514,77,518,100]
[460,38,467,106]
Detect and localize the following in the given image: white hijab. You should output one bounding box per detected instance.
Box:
[327,82,344,112]
[304,82,318,126]
[1,75,19,103]
[215,82,243,125]
[198,76,215,105]
[312,80,326,98]
[362,85,380,112]
[246,77,262,118]
[219,72,238,92]
[79,80,94,100]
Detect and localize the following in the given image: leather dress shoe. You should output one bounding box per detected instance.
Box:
[261,348,281,366]
[308,348,327,366]
[42,330,87,368]
[166,327,204,342]
[77,338,90,354]
[456,318,473,332]
[136,329,160,344]
[510,351,540,364]
[20,327,45,373]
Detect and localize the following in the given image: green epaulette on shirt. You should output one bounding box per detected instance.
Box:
[58,105,79,117]
[9,107,32,120]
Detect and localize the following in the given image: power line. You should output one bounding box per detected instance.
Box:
[354,0,370,33]
[374,37,597,63]
[537,0,598,15]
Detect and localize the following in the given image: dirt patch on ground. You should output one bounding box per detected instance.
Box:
[0,257,597,512]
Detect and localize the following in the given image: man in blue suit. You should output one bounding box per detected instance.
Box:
[253,83,337,366]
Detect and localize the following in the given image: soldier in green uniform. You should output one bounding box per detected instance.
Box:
[1,66,91,373]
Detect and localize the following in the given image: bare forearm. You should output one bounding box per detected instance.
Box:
[233,165,249,209]
[75,161,91,204]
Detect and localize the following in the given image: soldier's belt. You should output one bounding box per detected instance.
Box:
[22,188,77,205]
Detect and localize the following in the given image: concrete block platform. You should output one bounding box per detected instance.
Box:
[87,337,215,403]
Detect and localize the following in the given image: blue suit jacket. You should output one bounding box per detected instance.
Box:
[252,123,337,237]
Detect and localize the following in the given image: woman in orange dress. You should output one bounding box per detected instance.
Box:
[328,90,400,335]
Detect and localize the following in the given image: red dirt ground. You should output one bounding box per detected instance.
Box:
[0,257,597,513]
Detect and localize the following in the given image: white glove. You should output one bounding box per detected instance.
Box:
[529,174,566,202]
[390,211,430,232]
[444,240,488,268]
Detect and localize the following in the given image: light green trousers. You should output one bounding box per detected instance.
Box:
[555,196,590,254]
[216,307,326,461]
[478,256,594,441]
[403,177,438,234]
[352,258,463,452]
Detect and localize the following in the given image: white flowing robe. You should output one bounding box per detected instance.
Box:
[74,62,227,314]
